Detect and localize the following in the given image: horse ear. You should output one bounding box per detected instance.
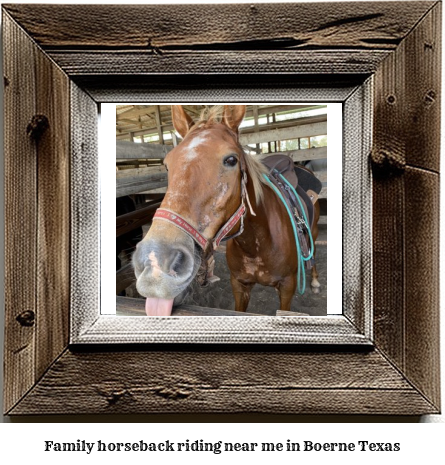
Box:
[222,105,246,133]
[171,105,194,138]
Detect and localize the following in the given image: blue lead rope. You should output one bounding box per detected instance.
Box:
[262,173,314,295]
[278,173,315,262]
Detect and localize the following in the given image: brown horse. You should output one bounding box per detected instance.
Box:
[132,105,320,316]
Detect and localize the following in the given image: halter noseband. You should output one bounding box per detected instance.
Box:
[153,199,246,251]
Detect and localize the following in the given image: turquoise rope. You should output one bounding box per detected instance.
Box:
[277,173,314,262]
[262,173,307,295]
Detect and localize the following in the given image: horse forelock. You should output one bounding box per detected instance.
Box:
[191,105,224,130]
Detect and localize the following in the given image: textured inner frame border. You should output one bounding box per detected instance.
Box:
[70,81,373,345]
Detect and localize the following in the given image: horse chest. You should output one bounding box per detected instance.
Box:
[236,255,277,285]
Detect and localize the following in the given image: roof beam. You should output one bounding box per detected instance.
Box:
[240,121,327,145]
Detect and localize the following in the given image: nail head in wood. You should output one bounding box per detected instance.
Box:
[26,114,49,141]
[370,149,406,176]
[424,90,436,105]
[16,310,35,327]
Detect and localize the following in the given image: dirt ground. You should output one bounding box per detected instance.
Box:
[181,244,327,316]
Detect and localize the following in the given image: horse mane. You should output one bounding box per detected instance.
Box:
[189,106,268,204]
[242,150,268,204]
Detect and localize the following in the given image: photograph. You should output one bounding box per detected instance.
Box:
[115,104,331,318]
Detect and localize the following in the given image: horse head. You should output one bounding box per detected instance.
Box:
[132,105,247,315]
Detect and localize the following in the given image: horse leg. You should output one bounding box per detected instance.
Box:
[230,275,254,312]
[310,242,321,294]
[277,274,297,311]
[311,260,321,294]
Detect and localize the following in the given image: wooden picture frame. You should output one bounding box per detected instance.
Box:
[2,2,441,415]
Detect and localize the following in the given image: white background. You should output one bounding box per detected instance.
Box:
[0,0,444,462]
[104,103,342,314]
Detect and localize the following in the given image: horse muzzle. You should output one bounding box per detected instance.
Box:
[132,229,199,315]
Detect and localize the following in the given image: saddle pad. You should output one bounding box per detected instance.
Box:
[295,165,322,195]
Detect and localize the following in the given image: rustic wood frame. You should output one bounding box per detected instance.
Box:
[2,2,441,415]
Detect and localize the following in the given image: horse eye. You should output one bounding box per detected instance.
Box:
[223,155,238,167]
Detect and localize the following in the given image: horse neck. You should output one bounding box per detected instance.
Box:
[234,172,275,255]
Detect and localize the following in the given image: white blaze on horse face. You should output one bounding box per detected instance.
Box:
[183,135,209,161]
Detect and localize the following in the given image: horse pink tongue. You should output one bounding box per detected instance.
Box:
[145,297,174,316]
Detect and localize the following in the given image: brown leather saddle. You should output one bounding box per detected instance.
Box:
[262,154,321,227]
[261,154,322,268]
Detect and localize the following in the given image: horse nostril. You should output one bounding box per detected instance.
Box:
[167,249,189,277]
[170,251,184,272]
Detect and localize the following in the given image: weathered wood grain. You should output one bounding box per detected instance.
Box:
[116,157,167,197]
[372,36,407,370]
[372,175,405,366]
[69,83,100,338]
[404,3,441,172]
[371,2,441,412]
[3,3,434,49]
[79,75,361,103]
[372,2,441,173]
[3,13,38,414]
[240,122,326,146]
[243,114,328,134]
[116,264,135,296]
[48,50,391,77]
[283,147,327,162]
[116,140,171,160]
[117,179,168,198]
[342,80,373,336]
[116,165,165,179]
[35,37,71,381]
[404,168,440,408]
[8,349,437,415]
[116,297,262,317]
[116,201,160,237]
